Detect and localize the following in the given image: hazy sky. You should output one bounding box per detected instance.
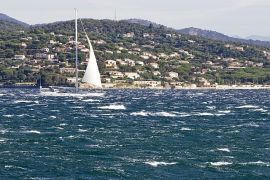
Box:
[1,0,270,37]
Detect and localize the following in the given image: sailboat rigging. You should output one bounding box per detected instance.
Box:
[40,9,103,96]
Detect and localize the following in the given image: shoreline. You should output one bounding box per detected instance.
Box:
[1,85,270,90]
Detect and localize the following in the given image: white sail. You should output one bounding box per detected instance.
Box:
[81,34,102,88]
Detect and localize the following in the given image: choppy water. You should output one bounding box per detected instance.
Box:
[0,89,270,179]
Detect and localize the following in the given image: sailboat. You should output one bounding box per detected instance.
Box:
[79,18,102,89]
[40,9,104,97]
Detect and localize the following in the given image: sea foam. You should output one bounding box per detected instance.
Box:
[98,104,126,110]
[145,161,177,167]
[210,161,232,166]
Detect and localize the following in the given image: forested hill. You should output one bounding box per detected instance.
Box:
[1,15,270,86]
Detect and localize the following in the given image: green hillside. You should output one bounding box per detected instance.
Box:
[1,17,270,87]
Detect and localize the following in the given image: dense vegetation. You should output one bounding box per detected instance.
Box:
[0,16,270,86]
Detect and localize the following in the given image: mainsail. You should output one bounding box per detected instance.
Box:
[81,31,102,88]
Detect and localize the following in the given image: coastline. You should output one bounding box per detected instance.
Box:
[102,85,270,90]
[1,84,270,90]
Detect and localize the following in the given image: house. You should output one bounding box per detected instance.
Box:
[150,63,159,69]
[14,55,26,60]
[60,68,76,74]
[21,42,27,48]
[179,60,189,64]
[123,32,135,38]
[136,61,144,66]
[105,50,114,54]
[168,72,179,79]
[108,71,124,79]
[124,72,140,79]
[105,60,118,69]
[125,59,135,66]
[134,81,162,87]
[140,55,149,60]
[116,59,128,66]
[169,53,179,58]
[41,48,50,53]
[67,77,80,84]
[153,71,161,76]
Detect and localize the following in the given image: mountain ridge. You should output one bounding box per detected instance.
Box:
[1,13,270,48]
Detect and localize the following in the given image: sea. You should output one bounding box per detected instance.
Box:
[0,89,269,179]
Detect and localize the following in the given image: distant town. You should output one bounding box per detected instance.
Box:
[1,15,270,89]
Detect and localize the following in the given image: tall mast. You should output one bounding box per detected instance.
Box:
[75,9,79,93]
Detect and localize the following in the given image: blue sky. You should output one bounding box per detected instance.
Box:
[1,0,270,37]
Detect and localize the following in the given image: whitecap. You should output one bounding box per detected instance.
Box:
[3,114,14,118]
[240,161,270,167]
[207,106,216,110]
[131,111,177,117]
[130,111,149,116]
[237,122,259,128]
[17,114,28,117]
[218,110,231,114]
[82,99,100,102]
[98,104,126,110]
[24,130,41,134]
[78,129,87,132]
[196,112,214,116]
[210,161,232,166]
[145,161,177,167]
[180,127,192,131]
[14,100,33,103]
[236,105,259,109]
[217,148,231,152]
[71,106,84,109]
[50,116,57,119]
[154,112,177,117]
[251,108,268,112]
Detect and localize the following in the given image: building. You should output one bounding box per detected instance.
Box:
[150,63,159,69]
[125,59,135,66]
[60,68,76,74]
[168,72,179,79]
[14,55,26,60]
[134,81,162,87]
[136,61,144,66]
[105,60,118,69]
[108,71,124,79]
[124,72,140,79]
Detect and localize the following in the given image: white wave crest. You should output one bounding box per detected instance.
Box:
[251,108,268,112]
[145,161,177,167]
[196,112,214,116]
[14,100,31,103]
[236,105,259,109]
[180,127,193,131]
[3,114,14,118]
[98,104,126,110]
[217,148,230,152]
[131,111,176,117]
[218,110,231,114]
[240,161,270,167]
[23,130,41,134]
[210,161,232,166]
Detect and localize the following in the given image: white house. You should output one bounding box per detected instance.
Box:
[14,55,26,60]
[168,72,179,79]
[136,61,144,66]
[105,60,118,69]
[150,63,159,69]
[125,59,135,66]
[124,72,140,79]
